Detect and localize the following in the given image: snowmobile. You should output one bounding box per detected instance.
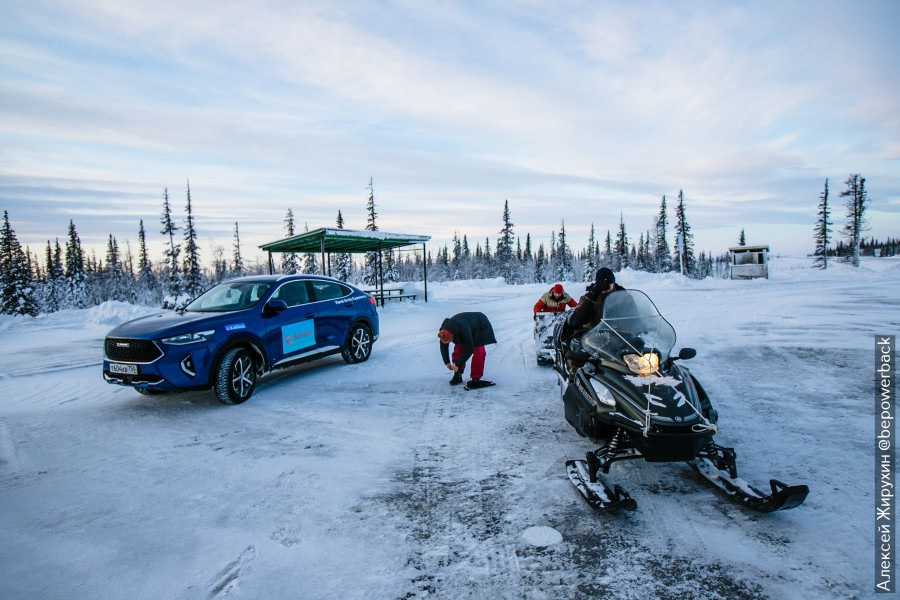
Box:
[552,289,808,513]
[534,312,566,365]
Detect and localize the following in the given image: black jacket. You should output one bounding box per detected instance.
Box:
[568,283,625,330]
[439,312,497,367]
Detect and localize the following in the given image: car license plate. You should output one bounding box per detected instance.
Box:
[110,362,138,375]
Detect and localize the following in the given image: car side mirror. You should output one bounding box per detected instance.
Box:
[678,348,696,360]
[264,299,288,315]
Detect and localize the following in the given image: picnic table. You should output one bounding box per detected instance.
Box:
[364,287,418,305]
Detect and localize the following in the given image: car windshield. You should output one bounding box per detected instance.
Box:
[581,290,677,363]
[185,282,272,313]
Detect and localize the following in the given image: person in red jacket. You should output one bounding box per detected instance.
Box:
[533,283,577,316]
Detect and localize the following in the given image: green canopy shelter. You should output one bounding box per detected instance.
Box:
[259,228,431,304]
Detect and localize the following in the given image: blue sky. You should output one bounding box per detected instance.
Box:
[2,0,898,267]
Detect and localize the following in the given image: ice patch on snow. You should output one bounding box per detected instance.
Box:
[522,526,563,547]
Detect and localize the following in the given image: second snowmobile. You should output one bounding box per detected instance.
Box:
[552,289,808,513]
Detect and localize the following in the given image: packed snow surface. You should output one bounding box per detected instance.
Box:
[1,257,898,599]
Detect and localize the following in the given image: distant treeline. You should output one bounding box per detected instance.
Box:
[0,175,887,316]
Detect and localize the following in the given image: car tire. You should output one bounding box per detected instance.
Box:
[215,347,257,405]
[341,323,372,364]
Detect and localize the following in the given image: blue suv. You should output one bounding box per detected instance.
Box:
[103,274,379,404]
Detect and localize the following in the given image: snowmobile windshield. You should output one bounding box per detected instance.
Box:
[581,290,677,364]
[185,281,272,312]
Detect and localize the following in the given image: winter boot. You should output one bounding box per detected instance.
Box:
[465,379,495,389]
[449,372,463,386]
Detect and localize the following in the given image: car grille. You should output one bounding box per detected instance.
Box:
[105,338,163,363]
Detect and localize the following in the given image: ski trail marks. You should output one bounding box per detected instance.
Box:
[207,545,257,599]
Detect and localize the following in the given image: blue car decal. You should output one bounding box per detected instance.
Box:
[225,323,247,331]
[282,319,316,354]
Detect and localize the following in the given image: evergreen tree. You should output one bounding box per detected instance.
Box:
[0,211,38,315]
[614,214,629,270]
[137,220,157,300]
[672,190,696,277]
[160,188,181,297]
[301,223,319,274]
[603,230,613,268]
[64,219,88,308]
[583,224,597,281]
[181,182,203,298]
[555,221,574,281]
[451,231,462,280]
[738,229,746,246]
[232,221,244,277]
[496,199,515,283]
[534,243,546,283]
[281,208,298,274]
[813,179,833,269]
[840,174,869,267]
[654,195,671,272]
[104,234,128,302]
[364,178,379,286]
[333,210,352,281]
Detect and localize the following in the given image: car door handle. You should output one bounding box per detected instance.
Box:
[304,312,315,319]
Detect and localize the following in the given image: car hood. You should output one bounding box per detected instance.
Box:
[106,309,245,339]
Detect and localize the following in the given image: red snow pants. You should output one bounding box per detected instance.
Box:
[452,345,486,380]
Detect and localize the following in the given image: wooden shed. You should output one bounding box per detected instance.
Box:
[729,245,769,279]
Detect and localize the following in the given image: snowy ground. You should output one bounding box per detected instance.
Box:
[1,257,898,599]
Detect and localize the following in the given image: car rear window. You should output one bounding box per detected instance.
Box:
[311,281,350,302]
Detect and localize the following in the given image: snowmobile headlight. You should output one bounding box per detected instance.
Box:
[161,330,215,345]
[623,352,659,376]
[588,378,616,406]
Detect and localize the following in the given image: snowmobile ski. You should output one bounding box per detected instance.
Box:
[689,457,808,513]
[464,379,496,391]
[565,459,637,513]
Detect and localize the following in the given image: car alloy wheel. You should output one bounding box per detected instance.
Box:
[341,323,372,364]
[215,347,256,404]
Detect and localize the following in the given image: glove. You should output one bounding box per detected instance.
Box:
[585,283,600,301]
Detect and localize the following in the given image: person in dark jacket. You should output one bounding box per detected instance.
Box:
[568,268,625,330]
[437,312,497,388]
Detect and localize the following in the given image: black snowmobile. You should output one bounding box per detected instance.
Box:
[553,289,808,513]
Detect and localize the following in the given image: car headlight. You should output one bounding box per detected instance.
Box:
[588,377,616,406]
[623,352,659,376]
[160,330,215,345]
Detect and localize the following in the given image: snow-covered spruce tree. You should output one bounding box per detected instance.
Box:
[555,221,574,281]
[461,234,473,280]
[672,190,696,277]
[814,179,832,269]
[281,208,298,274]
[363,178,378,286]
[231,221,243,277]
[533,243,546,283]
[583,224,597,281]
[738,229,746,246]
[521,233,533,284]
[496,199,515,283]
[42,238,65,312]
[602,230,613,269]
[614,214,629,271]
[332,210,352,281]
[103,234,129,302]
[64,219,88,308]
[136,220,158,304]
[0,211,38,316]
[160,188,181,299]
[654,195,671,273]
[181,182,203,299]
[840,174,868,267]
[451,231,462,280]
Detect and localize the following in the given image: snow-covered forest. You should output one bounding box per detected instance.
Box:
[1,174,894,317]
